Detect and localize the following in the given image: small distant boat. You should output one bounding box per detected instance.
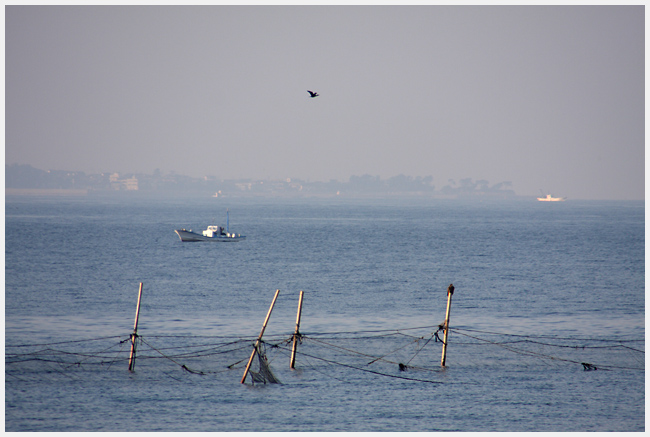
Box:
[175,210,246,242]
[537,194,566,202]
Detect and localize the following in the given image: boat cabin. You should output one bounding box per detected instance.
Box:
[203,225,225,238]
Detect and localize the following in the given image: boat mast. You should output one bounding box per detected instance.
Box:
[226,209,229,234]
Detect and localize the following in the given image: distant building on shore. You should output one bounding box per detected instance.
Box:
[110,173,139,191]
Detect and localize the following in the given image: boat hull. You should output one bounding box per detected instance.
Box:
[175,229,246,242]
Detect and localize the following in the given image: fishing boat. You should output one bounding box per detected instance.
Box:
[174,210,246,242]
[537,194,566,202]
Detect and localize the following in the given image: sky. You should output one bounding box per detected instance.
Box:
[5,5,645,200]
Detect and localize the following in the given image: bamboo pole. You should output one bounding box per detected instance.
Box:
[128,282,144,372]
[241,290,281,384]
[290,290,304,369]
[440,284,454,367]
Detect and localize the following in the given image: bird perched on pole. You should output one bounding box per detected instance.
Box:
[307,90,319,98]
[447,284,454,296]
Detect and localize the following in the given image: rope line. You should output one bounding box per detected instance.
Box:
[451,327,644,343]
[261,340,443,384]
[451,329,644,371]
[6,335,128,348]
[406,335,435,366]
[139,337,207,375]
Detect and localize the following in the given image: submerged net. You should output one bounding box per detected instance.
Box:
[248,343,281,384]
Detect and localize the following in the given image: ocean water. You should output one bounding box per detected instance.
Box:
[5,194,645,431]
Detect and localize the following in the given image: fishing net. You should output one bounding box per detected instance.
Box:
[5,326,644,385]
[248,343,281,384]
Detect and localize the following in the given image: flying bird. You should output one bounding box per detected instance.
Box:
[307,90,319,98]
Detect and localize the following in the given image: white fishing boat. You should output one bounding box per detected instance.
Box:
[537,194,566,202]
[175,210,246,242]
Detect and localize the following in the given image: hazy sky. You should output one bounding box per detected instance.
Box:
[5,6,644,199]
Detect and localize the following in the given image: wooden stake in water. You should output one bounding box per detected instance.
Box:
[241,289,280,384]
[440,283,454,367]
[290,290,304,369]
[128,282,144,372]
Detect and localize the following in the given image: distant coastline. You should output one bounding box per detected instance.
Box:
[5,164,517,199]
[6,188,89,196]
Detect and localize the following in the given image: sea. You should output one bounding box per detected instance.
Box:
[5,193,645,432]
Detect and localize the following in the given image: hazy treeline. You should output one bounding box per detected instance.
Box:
[5,164,516,198]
